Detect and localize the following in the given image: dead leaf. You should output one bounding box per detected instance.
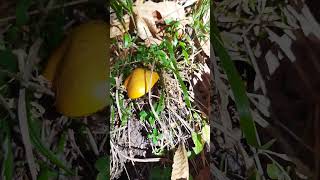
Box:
[133,1,186,43]
[171,143,189,180]
[110,14,131,38]
[110,1,187,41]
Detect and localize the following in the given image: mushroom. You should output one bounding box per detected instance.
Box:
[43,20,109,117]
[124,68,159,99]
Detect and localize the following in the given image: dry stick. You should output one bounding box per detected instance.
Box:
[111,141,167,163]
[98,134,107,152]
[16,48,37,179]
[128,118,134,165]
[123,165,131,180]
[86,127,100,156]
[243,36,267,95]
[169,107,193,133]
[82,117,100,156]
[115,76,123,124]
[18,89,38,180]
[252,147,266,180]
[0,0,89,23]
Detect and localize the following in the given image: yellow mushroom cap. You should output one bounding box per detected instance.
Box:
[43,20,109,117]
[124,68,159,99]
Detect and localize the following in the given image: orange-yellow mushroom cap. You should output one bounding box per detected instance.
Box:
[43,20,109,117]
[124,68,159,99]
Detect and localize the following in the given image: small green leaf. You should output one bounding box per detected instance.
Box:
[191,132,203,155]
[139,111,148,121]
[152,128,159,144]
[124,34,132,48]
[260,138,277,150]
[95,156,110,173]
[201,123,210,143]
[155,93,165,113]
[267,163,281,179]
[148,116,155,126]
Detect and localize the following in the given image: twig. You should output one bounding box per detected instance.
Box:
[168,107,193,133]
[16,47,38,180]
[243,36,267,95]
[115,76,123,125]
[86,127,99,156]
[111,141,168,163]
[18,89,38,180]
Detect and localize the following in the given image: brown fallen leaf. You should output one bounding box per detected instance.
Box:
[110,14,131,38]
[133,0,187,43]
[171,143,189,180]
[111,1,188,42]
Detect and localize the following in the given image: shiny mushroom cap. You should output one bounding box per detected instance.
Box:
[43,20,109,117]
[124,68,159,99]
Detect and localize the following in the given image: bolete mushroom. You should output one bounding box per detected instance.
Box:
[124,68,159,99]
[43,20,109,117]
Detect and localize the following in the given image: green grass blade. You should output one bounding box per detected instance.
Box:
[166,41,192,108]
[24,95,74,175]
[210,9,259,147]
[28,119,75,175]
